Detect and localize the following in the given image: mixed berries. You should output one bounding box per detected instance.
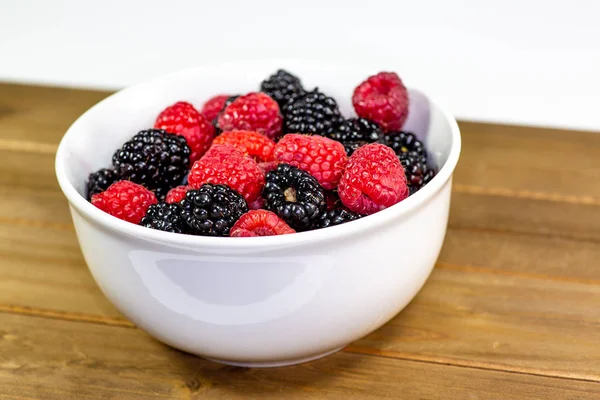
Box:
[87,69,437,237]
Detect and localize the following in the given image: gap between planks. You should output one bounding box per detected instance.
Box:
[3,303,600,384]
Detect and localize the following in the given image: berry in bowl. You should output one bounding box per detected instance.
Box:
[55,60,461,367]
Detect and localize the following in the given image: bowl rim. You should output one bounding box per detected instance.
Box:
[55,59,462,249]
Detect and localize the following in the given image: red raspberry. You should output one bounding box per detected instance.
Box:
[352,72,409,132]
[188,144,264,202]
[165,185,190,204]
[230,210,295,237]
[154,101,216,162]
[212,130,276,162]
[338,143,408,215]
[273,134,348,190]
[91,180,157,224]
[217,93,283,140]
[199,94,230,122]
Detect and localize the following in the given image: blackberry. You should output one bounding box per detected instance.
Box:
[214,95,240,134]
[327,118,383,144]
[319,209,362,229]
[112,129,191,196]
[260,69,306,109]
[86,168,118,200]
[140,202,186,233]
[262,164,326,231]
[282,89,343,135]
[384,131,436,194]
[181,184,248,236]
[327,118,384,156]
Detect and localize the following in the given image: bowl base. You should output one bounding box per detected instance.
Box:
[204,347,344,368]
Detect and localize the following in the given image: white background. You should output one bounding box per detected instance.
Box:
[1,0,599,131]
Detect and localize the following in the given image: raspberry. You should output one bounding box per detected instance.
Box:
[188,144,265,202]
[262,164,326,231]
[217,93,283,140]
[165,185,190,204]
[212,130,276,162]
[273,134,348,190]
[91,180,157,224]
[260,69,306,109]
[154,101,215,162]
[112,129,191,197]
[86,168,118,200]
[140,202,186,233]
[352,72,409,132]
[282,89,343,136]
[338,143,408,214]
[230,210,295,237]
[319,209,362,228]
[199,95,231,123]
[181,184,248,236]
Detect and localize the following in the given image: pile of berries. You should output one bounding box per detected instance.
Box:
[88,69,437,237]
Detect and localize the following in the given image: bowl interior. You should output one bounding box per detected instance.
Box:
[58,60,455,200]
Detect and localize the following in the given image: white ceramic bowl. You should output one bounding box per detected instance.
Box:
[55,60,461,367]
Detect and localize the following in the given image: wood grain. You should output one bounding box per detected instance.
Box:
[2,313,599,400]
[2,82,600,397]
[0,83,108,144]
[457,121,600,197]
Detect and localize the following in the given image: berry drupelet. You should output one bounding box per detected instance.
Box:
[282,89,343,136]
[262,164,326,231]
[384,131,436,194]
[319,209,362,229]
[86,168,118,200]
[180,184,248,237]
[112,129,191,198]
[260,69,306,109]
[140,202,186,233]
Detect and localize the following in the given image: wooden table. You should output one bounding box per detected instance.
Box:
[1,82,599,399]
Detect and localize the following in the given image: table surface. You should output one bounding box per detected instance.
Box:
[1,83,599,399]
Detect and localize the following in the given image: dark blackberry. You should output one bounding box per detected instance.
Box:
[319,209,362,229]
[213,95,240,134]
[112,129,191,196]
[384,131,436,194]
[282,89,343,135]
[327,118,383,144]
[181,184,248,236]
[140,202,186,233]
[329,118,385,156]
[260,69,306,109]
[86,168,118,200]
[262,164,326,231]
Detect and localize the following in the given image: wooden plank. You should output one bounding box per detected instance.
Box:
[442,227,600,282]
[457,121,600,197]
[1,313,599,400]
[349,267,600,381]
[449,191,600,243]
[0,223,121,318]
[0,83,108,144]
